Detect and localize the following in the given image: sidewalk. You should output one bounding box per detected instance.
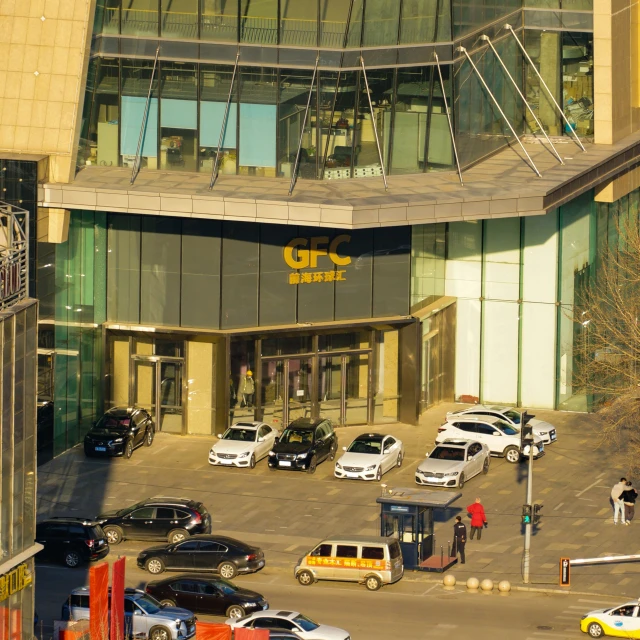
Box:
[37,403,638,598]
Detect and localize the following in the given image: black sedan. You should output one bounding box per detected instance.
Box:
[137,535,265,579]
[145,574,268,619]
[84,407,154,459]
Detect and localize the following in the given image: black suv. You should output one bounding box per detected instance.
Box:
[268,418,337,474]
[35,518,109,568]
[84,406,155,459]
[97,497,212,545]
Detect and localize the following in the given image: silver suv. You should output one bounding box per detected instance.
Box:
[61,587,196,640]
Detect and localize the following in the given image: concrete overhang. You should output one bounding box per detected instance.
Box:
[38,131,640,229]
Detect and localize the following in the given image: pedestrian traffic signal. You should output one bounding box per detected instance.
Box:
[522,504,532,524]
[533,503,543,525]
[520,424,534,447]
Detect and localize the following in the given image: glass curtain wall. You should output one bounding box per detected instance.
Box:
[524,31,593,138]
[161,0,198,38]
[121,0,159,36]
[411,223,446,308]
[452,0,520,38]
[201,0,238,41]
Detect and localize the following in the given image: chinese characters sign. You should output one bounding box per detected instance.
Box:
[284,234,351,285]
[0,563,32,602]
[305,555,390,571]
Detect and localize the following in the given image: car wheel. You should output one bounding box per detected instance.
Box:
[104,526,123,545]
[159,599,175,608]
[307,456,317,475]
[123,439,133,459]
[365,575,382,591]
[249,454,256,469]
[64,550,81,568]
[149,626,171,640]
[482,458,490,474]
[226,605,245,619]
[504,446,520,464]
[587,622,604,638]
[145,558,165,575]
[144,428,154,447]
[168,529,189,544]
[396,452,403,467]
[297,570,314,586]
[218,561,238,579]
[375,467,382,482]
[458,473,465,488]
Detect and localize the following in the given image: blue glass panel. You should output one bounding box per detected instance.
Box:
[239,103,276,167]
[200,102,238,147]
[121,95,158,157]
[161,98,197,129]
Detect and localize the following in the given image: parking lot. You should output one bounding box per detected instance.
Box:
[36,402,639,608]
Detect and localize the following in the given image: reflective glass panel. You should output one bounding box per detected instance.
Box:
[400,0,437,44]
[240,0,278,44]
[281,0,317,46]
[320,0,349,48]
[201,0,238,41]
[122,0,159,36]
[363,0,400,47]
[161,0,198,39]
[103,0,120,33]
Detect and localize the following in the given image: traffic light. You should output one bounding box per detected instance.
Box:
[521,423,534,448]
[533,503,543,525]
[522,504,532,525]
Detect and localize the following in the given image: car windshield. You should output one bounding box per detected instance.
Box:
[429,446,465,461]
[223,429,256,442]
[494,420,518,436]
[503,410,522,424]
[115,502,142,517]
[347,439,382,454]
[135,595,162,615]
[293,615,319,631]
[280,429,313,445]
[95,415,130,430]
[215,579,238,596]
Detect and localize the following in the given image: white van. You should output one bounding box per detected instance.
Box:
[294,535,403,591]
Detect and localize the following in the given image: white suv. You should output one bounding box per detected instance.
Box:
[436,415,544,464]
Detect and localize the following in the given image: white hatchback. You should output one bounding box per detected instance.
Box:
[334,433,404,481]
[226,610,350,640]
[209,422,279,469]
[436,415,544,464]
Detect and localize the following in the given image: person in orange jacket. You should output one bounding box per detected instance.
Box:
[467,497,488,540]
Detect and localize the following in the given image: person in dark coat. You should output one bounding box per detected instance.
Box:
[467,497,488,540]
[622,481,638,523]
[452,515,467,564]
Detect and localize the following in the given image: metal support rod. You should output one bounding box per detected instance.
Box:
[130,46,160,185]
[457,46,542,177]
[434,53,463,185]
[504,24,586,152]
[209,50,240,190]
[359,56,389,191]
[523,442,534,584]
[289,55,320,196]
[481,36,564,165]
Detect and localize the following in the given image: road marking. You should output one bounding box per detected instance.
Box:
[572,518,586,526]
[576,478,604,497]
[554,503,564,511]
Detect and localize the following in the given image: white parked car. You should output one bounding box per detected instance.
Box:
[436,415,544,464]
[226,610,350,640]
[416,439,490,488]
[334,433,404,481]
[208,422,279,469]
[446,405,558,444]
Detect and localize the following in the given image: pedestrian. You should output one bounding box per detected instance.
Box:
[238,370,255,408]
[611,477,628,525]
[622,481,638,524]
[452,515,467,564]
[467,497,488,540]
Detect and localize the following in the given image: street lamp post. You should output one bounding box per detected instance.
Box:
[522,427,535,584]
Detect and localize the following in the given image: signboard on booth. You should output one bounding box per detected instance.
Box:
[560,557,570,586]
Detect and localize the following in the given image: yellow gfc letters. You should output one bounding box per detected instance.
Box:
[283,235,351,270]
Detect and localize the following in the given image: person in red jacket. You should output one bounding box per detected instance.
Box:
[467,497,488,540]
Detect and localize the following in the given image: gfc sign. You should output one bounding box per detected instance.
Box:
[283,235,351,285]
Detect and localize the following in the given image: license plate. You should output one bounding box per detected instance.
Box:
[95,447,106,452]
[426,477,441,482]
[279,461,291,467]
[346,472,360,478]
[220,459,233,464]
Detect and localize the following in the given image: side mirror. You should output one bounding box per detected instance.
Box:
[217,433,223,439]
[342,446,347,452]
[258,437,265,442]
[274,437,280,444]
[133,610,142,616]
[492,432,501,436]
[425,453,429,457]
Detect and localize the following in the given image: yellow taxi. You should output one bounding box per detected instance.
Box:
[581,602,640,638]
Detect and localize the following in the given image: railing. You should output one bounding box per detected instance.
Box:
[0,202,28,311]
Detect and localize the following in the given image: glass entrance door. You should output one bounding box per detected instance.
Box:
[133,357,183,433]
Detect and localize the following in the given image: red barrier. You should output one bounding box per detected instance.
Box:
[234,628,269,640]
[195,621,232,639]
[89,563,109,640]
[111,557,126,640]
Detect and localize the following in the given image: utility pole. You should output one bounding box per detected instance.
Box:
[522,421,535,584]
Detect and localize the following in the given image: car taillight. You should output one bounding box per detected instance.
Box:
[145,587,151,594]
[85,540,95,549]
[246,553,257,561]
[191,512,202,524]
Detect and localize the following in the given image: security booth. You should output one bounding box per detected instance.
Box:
[376,487,461,572]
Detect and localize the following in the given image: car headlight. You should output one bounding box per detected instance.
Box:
[296,453,307,459]
[210,449,217,456]
[112,438,124,443]
[138,552,147,559]
[335,463,342,470]
[238,452,250,458]
[365,464,377,471]
[268,451,275,457]
[443,472,459,477]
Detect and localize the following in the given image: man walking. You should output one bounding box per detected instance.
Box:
[611,477,628,525]
[622,481,638,524]
[467,497,488,540]
[452,515,467,564]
